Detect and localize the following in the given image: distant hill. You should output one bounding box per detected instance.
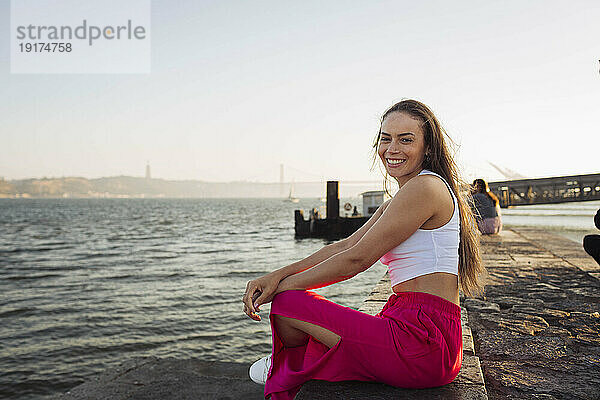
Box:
[0,176,381,198]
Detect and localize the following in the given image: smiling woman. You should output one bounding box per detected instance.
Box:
[242,99,485,400]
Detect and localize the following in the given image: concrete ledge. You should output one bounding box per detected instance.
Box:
[296,354,486,400]
[51,357,263,400]
[296,378,487,400]
[298,274,487,399]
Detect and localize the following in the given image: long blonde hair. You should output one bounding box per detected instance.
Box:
[370,99,486,297]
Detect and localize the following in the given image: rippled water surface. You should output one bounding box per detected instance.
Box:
[1,198,598,399]
[0,198,387,399]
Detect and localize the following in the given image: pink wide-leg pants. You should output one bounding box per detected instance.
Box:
[264,290,462,399]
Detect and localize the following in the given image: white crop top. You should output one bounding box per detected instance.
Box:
[378,169,460,287]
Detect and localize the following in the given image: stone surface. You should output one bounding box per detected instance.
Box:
[463,298,501,313]
[463,326,475,356]
[482,359,600,400]
[470,227,600,400]
[296,380,488,400]
[51,357,264,400]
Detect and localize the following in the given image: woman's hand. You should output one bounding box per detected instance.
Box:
[242,272,283,321]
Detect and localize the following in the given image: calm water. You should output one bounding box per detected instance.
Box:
[0,198,386,400]
[1,198,598,399]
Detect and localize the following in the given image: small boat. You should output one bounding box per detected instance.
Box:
[284,182,299,203]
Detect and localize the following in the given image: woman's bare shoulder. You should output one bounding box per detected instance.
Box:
[396,174,451,198]
[387,174,454,219]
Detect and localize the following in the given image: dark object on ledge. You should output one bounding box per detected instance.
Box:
[583,208,600,266]
[294,181,372,240]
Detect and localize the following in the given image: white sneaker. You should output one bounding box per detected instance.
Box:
[249,354,272,385]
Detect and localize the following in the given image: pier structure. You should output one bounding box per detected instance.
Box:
[294,180,382,239]
[488,172,600,207]
[296,172,600,239]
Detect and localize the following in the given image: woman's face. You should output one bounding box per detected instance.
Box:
[378,112,428,188]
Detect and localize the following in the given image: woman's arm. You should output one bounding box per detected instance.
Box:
[241,244,349,321]
[274,175,446,294]
[270,198,392,281]
[268,241,349,282]
[274,246,366,294]
[242,199,391,320]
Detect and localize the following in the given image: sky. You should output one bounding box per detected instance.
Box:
[1,0,599,184]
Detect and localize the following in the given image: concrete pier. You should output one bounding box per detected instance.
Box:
[52,227,599,399]
[51,358,263,399]
[464,227,600,399]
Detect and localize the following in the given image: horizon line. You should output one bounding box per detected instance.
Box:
[0,175,384,184]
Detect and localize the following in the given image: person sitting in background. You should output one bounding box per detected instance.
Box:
[471,179,502,234]
[583,209,600,265]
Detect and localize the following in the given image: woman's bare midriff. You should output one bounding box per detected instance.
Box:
[391,272,460,306]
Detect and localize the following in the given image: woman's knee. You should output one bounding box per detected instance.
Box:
[271,290,313,310]
[271,314,310,348]
[274,314,341,348]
